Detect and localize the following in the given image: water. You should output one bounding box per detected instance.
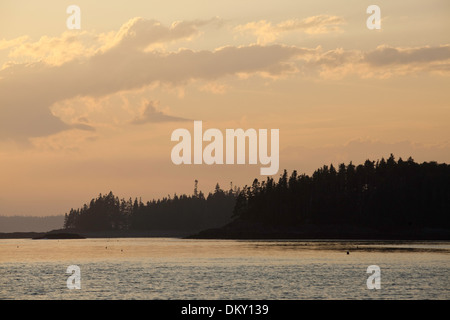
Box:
[0,238,448,300]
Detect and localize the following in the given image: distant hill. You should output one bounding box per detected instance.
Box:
[0,215,65,233]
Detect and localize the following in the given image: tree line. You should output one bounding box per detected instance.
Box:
[64,155,450,233]
[233,155,450,230]
[64,181,237,232]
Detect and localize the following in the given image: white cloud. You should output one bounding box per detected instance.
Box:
[235,15,345,44]
[0,36,29,51]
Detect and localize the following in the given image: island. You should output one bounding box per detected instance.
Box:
[2,155,448,241]
[32,232,86,240]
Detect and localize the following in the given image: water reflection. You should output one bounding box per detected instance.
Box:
[0,238,448,299]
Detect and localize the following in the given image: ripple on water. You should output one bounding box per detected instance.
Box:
[0,239,449,300]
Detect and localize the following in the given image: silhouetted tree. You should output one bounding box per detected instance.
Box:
[64,183,237,233]
[231,156,450,231]
[63,156,450,235]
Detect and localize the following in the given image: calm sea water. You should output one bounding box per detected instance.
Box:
[0,238,448,300]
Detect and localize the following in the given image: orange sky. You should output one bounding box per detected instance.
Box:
[0,0,449,216]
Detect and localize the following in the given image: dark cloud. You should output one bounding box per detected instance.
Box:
[130,101,190,124]
[364,45,450,66]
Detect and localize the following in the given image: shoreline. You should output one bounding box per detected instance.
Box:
[186,220,450,241]
[1,228,449,241]
[0,229,196,240]
[1,220,449,241]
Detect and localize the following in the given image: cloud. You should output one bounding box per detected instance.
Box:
[1,16,449,141]
[0,18,307,140]
[0,43,305,139]
[235,15,345,44]
[307,45,450,79]
[278,15,345,34]
[105,17,222,52]
[363,45,450,77]
[3,17,221,68]
[0,36,29,51]
[130,101,190,124]
[199,82,228,94]
[364,45,450,66]
[6,32,99,67]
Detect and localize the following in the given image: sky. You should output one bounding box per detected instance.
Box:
[0,0,449,216]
